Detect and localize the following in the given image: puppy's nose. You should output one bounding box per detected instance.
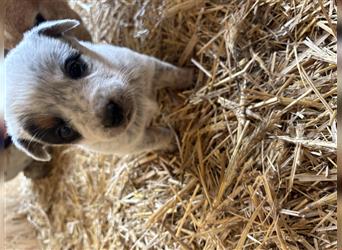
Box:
[102,101,124,128]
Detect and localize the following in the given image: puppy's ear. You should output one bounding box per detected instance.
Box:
[13,138,51,162]
[32,19,80,38]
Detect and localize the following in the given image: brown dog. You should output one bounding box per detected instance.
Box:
[5,0,91,49]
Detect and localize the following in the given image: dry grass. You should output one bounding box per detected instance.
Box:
[15,0,337,249]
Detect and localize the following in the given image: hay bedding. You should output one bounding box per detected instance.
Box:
[16,0,337,249]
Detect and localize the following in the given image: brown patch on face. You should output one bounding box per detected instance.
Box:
[23,115,82,145]
[33,116,58,129]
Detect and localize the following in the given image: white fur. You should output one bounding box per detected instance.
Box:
[1,146,33,181]
[5,20,193,162]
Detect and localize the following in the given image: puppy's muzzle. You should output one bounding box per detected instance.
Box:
[102,101,133,128]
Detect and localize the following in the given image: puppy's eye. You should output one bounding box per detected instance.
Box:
[56,125,75,139]
[24,116,81,145]
[65,54,87,79]
[34,13,46,26]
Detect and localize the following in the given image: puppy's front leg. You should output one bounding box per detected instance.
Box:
[151,59,194,90]
[135,127,177,153]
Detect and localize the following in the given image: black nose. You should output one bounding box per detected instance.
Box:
[102,101,124,128]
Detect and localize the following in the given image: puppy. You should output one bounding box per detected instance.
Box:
[5,20,193,162]
[3,0,92,181]
[5,0,91,50]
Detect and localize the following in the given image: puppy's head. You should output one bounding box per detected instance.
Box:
[5,0,91,49]
[5,20,141,161]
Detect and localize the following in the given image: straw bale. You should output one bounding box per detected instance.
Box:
[14,0,337,249]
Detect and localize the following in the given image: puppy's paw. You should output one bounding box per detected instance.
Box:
[23,161,53,180]
[160,127,178,153]
[163,139,178,153]
[175,68,195,90]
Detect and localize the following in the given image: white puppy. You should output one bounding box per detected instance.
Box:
[5,20,193,162]
[3,0,92,181]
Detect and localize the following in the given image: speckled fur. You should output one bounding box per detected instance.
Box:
[5,20,193,162]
